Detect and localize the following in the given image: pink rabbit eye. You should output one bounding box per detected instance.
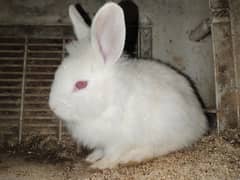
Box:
[73,80,88,91]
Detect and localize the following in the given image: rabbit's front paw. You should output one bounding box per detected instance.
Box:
[86,148,104,163]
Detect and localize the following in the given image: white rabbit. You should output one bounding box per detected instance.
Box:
[49,2,208,169]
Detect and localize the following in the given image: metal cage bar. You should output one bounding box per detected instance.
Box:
[0,25,153,143]
[57,38,65,142]
[18,36,28,143]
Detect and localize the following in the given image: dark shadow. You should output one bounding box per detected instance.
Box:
[119,0,139,57]
[75,3,92,26]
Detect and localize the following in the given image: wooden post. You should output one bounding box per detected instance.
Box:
[210,0,239,131]
[229,0,240,129]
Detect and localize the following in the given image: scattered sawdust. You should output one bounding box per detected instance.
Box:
[0,131,240,180]
[0,135,84,164]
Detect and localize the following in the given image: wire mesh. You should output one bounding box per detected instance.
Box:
[0,25,153,144]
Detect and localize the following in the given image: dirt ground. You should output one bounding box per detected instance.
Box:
[0,130,240,180]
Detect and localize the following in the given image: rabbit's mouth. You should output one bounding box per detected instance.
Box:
[49,99,75,121]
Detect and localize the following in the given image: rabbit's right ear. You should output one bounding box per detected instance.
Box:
[69,4,89,40]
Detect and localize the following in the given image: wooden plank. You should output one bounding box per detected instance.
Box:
[229,0,240,128]
[210,0,238,130]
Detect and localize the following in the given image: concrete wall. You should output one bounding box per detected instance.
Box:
[0,0,215,108]
[133,0,214,108]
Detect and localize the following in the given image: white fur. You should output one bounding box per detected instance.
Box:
[69,4,89,40]
[49,2,208,169]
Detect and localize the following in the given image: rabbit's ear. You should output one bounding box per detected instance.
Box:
[91,3,126,64]
[69,4,89,40]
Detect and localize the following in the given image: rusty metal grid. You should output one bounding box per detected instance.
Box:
[0,25,153,143]
[0,36,70,143]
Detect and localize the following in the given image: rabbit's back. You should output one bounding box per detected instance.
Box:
[109,58,207,150]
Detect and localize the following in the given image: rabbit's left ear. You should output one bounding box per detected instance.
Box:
[91,3,126,64]
[69,4,90,40]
